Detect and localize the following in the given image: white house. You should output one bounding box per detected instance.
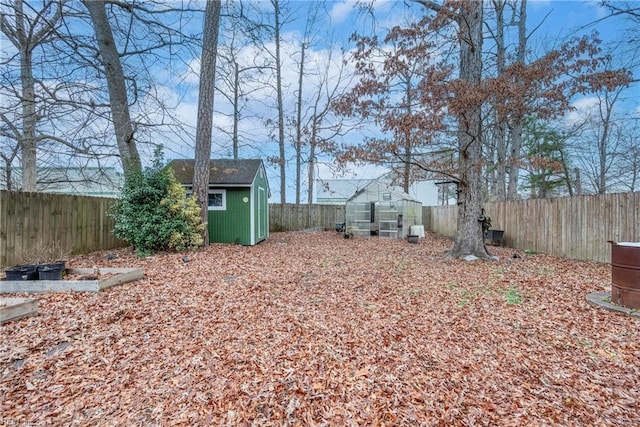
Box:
[315,174,440,206]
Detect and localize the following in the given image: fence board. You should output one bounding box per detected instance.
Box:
[269,203,345,232]
[0,191,125,268]
[423,192,639,263]
[2,192,637,267]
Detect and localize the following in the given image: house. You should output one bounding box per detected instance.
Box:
[314,178,375,205]
[0,167,123,197]
[167,159,270,246]
[345,180,422,239]
[315,174,439,206]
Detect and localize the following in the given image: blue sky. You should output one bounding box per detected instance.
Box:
[199,0,638,201]
[1,1,637,198]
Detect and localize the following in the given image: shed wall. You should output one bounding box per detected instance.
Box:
[208,188,251,245]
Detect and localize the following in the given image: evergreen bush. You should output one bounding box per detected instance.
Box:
[110,149,204,256]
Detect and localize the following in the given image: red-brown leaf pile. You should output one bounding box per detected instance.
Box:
[1,231,638,426]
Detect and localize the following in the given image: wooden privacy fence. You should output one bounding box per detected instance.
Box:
[2,191,636,267]
[269,203,345,232]
[423,192,639,263]
[0,191,125,268]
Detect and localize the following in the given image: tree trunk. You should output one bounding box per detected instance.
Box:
[596,92,616,194]
[272,0,286,204]
[507,0,527,200]
[295,42,306,204]
[493,0,507,201]
[403,76,412,193]
[193,0,222,246]
[448,0,489,259]
[233,61,240,160]
[507,120,523,198]
[19,38,37,192]
[574,167,583,195]
[84,0,141,177]
[3,0,62,191]
[307,150,315,205]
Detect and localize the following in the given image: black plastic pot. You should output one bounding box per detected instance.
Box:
[5,264,38,281]
[37,263,65,280]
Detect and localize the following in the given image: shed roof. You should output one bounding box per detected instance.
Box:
[167,159,264,186]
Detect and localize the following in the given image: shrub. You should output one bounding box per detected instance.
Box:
[110,149,204,257]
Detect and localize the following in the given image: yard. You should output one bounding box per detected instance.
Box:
[1,231,638,425]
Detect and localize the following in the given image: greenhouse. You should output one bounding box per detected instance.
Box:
[344,181,423,239]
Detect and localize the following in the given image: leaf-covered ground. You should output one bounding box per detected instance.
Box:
[1,231,639,426]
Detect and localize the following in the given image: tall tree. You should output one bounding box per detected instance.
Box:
[416,0,489,259]
[193,0,222,246]
[215,0,271,160]
[83,0,141,178]
[0,0,64,191]
[521,118,570,198]
[335,17,450,193]
[271,0,286,204]
[506,0,527,200]
[305,47,354,204]
[294,39,307,205]
[615,121,639,192]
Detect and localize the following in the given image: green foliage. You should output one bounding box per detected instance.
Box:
[521,117,570,198]
[110,148,204,257]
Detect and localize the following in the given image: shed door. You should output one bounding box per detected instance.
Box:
[258,186,266,239]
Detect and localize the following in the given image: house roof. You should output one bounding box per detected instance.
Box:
[314,178,374,204]
[0,167,123,197]
[347,180,421,204]
[167,159,265,186]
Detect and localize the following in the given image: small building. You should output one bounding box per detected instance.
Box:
[0,167,123,197]
[168,159,269,246]
[315,178,374,205]
[315,174,439,206]
[345,180,422,239]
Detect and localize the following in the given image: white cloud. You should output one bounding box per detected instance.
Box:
[564,96,600,125]
[329,1,356,24]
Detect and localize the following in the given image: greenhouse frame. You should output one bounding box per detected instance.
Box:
[344,181,423,239]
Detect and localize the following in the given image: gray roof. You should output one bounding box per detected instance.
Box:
[347,180,421,203]
[315,178,374,204]
[167,159,264,186]
[0,167,123,197]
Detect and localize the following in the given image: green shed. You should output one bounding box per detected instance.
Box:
[167,159,270,246]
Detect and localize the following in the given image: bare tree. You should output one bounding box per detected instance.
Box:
[215,2,270,160]
[305,48,355,204]
[193,0,222,246]
[506,0,527,200]
[0,0,64,191]
[615,119,639,191]
[271,0,286,204]
[83,0,141,177]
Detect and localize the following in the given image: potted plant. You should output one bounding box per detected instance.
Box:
[4,264,38,281]
[16,242,71,281]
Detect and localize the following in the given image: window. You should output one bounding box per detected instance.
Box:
[208,189,226,210]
